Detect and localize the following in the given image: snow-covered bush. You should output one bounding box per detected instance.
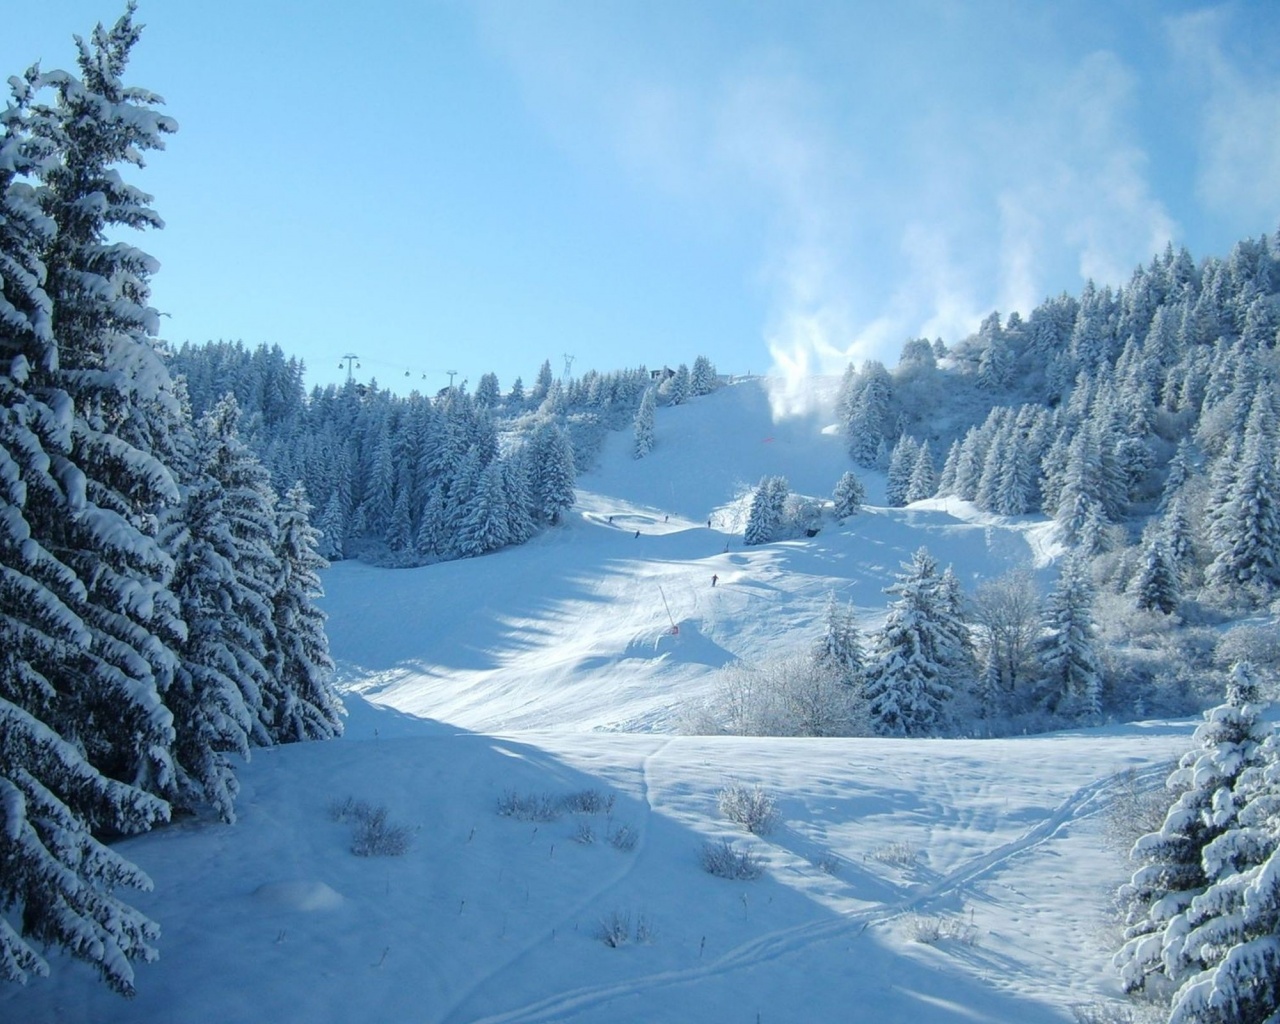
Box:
[596,910,654,947]
[871,841,921,867]
[689,654,866,738]
[351,805,414,857]
[496,789,562,821]
[1215,623,1280,690]
[607,822,639,851]
[699,840,763,880]
[331,798,413,856]
[905,911,977,945]
[597,910,632,948]
[717,782,780,835]
[1102,767,1176,852]
[561,789,616,815]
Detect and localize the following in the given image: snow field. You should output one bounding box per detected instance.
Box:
[2,697,1189,1023]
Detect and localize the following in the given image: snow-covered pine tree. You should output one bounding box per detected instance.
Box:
[26,5,185,798]
[1115,665,1272,1002]
[863,547,956,737]
[844,361,893,467]
[812,592,864,686]
[474,371,500,408]
[744,475,788,546]
[1035,556,1102,720]
[633,387,655,458]
[456,459,510,558]
[1163,703,1280,1024]
[885,435,918,507]
[1205,392,1279,598]
[660,363,690,405]
[832,470,864,520]
[905,440,936,503]
[1136,535,1180,615]
[160,437,254,822]
[0,25,166,994]
[690,354,717,395]
[501,454,536,545]
[527,419,575,526]
[936,439,962,496]
[528,358,554,407]
[268,482,343,743]
[197,394,279,745]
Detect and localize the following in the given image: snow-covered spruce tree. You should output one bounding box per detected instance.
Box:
[633,386,655,458]
[905,440,937,503]
[842,360,894,468]
[160,429,254,822]
[269,482,343,743]
[528,358,554,407]
[885,435,918,507]
[863,547,958,737]
[1205,392,1279,599]
[527,419,575,526]
[1135,535,1181,616]
[812,592,864,687]
[659,362,690,405]
[456,459,510,558]
[1164,716,1280,1024]
[744,475,788,546]
[1034,556,1102,720]
[690,354,717,395]
[197,394,278,745]
[832,469,864,519]
[1115,665,1272,1001]
[0,33,165,995]
[25,6,186,797]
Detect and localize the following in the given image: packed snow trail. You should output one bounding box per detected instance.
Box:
[441,763,1159,1024]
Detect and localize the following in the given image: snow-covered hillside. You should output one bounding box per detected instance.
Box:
[3,377,1192,1024]
[330,377,1060,732]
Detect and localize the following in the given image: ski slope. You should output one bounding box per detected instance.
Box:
[2,377,1189,1024]
[330,377,1062,732]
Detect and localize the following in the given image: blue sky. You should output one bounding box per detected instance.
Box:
[6,2,1280,396]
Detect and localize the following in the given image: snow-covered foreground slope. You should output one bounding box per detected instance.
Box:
[330,377,1059,732]
[4,694,1188,1024]
[3,377,1189,1022]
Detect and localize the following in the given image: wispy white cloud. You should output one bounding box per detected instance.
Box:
[1166,8,1280,226]
[475,4,1182,419]
[992,50,1175,306]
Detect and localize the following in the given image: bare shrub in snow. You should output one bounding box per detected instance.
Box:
[607,822,639,851]
[1102,767,1176,852]
[330,799,413,856]
[871,841,921,867]
[692,654,865,737]
[699,839,763,880]
[329,796,375,823]
[572,819,595,845]
[813,852,841,875]
[717,782,779,835]
[1215,623,1280,693]
[1069,1001,1163,1024]
[496,789,561,822]
[595,910,655,947]
[905,910,977,945]
[560,789,615,815]
[597,910,631,947]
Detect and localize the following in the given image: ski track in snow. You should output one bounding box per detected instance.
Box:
[436,737,675,1024]
[445,763,1152,1024]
